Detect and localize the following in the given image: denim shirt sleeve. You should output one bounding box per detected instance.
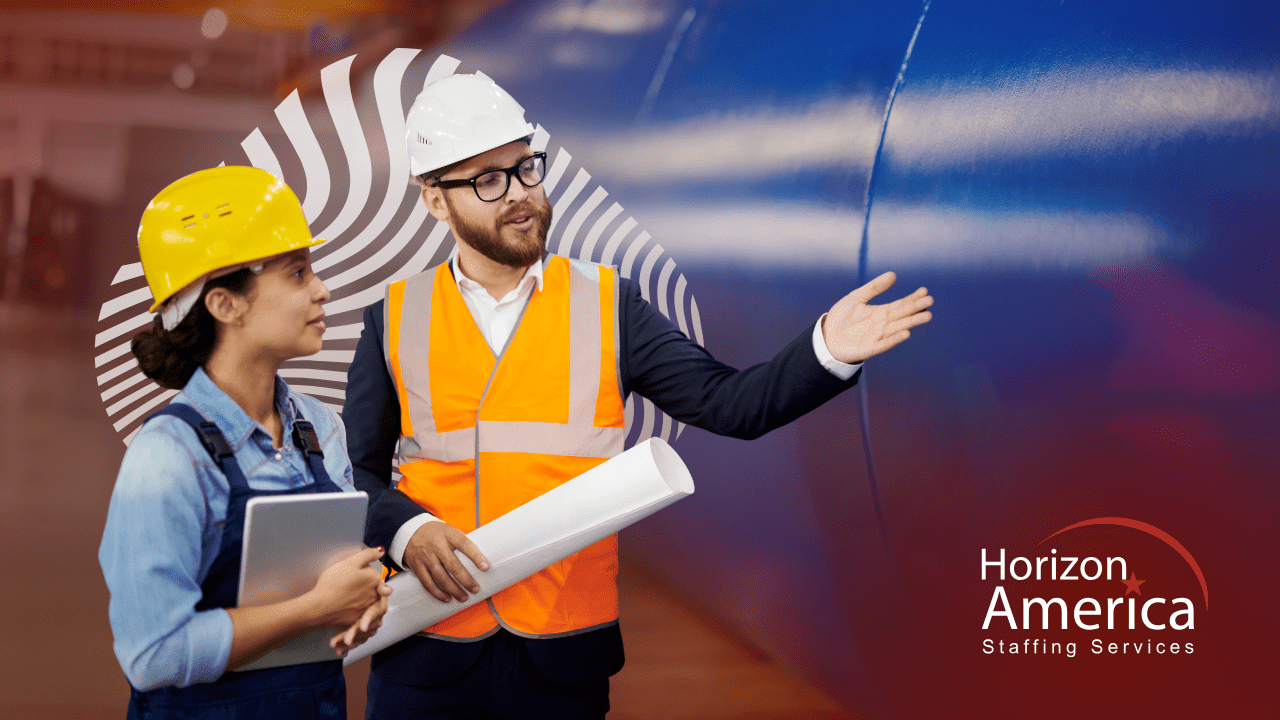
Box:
[98,417,234,692]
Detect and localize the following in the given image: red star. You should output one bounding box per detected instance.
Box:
[1122,572,1145,596]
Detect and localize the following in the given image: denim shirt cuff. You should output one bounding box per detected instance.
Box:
[186,607,234,685]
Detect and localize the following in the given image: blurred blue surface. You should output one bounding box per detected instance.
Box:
[426,1,1279,715]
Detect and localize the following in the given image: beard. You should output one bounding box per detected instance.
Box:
[446,193,552,268]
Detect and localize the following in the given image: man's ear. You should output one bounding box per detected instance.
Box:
[204,287,244,326]
[421,185,450,223]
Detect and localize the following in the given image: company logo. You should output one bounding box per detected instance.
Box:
[980,517,1207,658]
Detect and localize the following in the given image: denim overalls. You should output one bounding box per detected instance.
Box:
[125,403,347,719]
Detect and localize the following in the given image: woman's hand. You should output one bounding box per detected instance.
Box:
[225,546,390,670]
[329,581,393,656]
[306,546,387,628]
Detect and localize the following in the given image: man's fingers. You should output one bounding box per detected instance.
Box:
[885,310,933,336]
[453,535,490,573]
[442,551,480,595]
[873,329,911,356]
[409,559,454,603]
[849,271,897,304]
[884,288,932,320]
[410,541,476,602]
[427,560,469,603]
[395,516,485,607]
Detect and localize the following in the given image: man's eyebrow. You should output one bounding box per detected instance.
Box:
[469,154,535,175]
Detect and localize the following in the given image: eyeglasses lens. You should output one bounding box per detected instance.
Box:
[473,155,547,201]
[475,172,507,200]
[518,155,545,186]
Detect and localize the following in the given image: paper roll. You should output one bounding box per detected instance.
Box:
[344,437,694,664]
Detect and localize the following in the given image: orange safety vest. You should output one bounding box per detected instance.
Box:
[381,255,628,640]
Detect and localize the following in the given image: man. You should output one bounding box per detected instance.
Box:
[344,73,934,719]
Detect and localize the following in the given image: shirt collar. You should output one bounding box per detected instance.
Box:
[451,253,544,294]
[180,366,296,449]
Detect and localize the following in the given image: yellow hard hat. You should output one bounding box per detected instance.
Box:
[138,166,325,313]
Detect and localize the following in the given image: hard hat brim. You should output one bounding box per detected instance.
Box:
[146,236,327,313]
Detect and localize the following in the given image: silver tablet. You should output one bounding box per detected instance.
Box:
[234,491,371,671]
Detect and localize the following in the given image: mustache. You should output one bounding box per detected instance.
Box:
[499,200,547,225]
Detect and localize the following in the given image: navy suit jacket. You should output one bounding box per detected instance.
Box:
[344,265,860,686]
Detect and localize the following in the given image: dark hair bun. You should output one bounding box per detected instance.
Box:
[131,269,255,390]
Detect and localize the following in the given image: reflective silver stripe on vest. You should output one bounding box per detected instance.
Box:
[480,420,624,457]
[397,270,438,439]
[399,428,474,464]
[612,269,624,405]
[381,289,394,380]
[400,421,625,463]
[567,259,601,428]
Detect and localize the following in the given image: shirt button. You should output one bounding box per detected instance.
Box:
[274,452,283,461]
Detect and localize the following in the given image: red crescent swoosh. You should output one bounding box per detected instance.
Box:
[1040,517,1209,609]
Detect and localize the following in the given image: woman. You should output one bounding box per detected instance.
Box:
[99,166,390,718]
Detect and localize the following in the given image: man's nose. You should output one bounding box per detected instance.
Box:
[503,174,529,203]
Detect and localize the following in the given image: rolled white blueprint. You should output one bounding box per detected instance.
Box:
[344,437,693,664]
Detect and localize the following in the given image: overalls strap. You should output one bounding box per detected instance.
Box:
[147,404,249,491]
[292,419,333,487]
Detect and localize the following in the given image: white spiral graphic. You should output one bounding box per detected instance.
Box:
[95,52,705,452]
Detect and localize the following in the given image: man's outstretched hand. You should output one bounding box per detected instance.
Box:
[823,271,934,364]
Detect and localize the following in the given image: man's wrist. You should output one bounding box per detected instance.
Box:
[389,514,444,567]
[812,313,862,380]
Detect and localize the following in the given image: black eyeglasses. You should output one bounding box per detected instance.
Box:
[433,152,548,202]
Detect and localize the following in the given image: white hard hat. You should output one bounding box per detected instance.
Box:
[406,72,536,177]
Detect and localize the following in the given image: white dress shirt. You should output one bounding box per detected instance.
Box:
[389,256,862,565]
[452,254,545,354]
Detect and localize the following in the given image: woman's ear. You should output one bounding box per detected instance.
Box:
[204,287,244,326]
[421,185,450,223]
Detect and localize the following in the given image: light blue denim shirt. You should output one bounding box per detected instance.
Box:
[98,367,354,692]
